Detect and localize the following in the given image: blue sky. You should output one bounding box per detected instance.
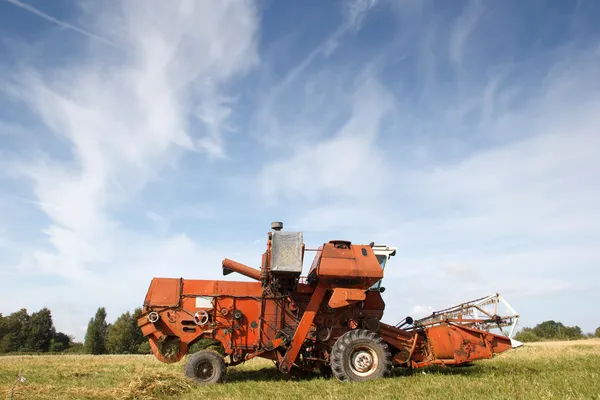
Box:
[1,0,599,341]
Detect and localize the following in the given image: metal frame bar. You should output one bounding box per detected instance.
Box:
[412,293,520,339]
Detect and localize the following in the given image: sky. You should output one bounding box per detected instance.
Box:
[0,0,599,341]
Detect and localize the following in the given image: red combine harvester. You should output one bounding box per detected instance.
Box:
[137,222,521,383]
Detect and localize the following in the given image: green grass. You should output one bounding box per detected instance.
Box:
[2,339,600,399]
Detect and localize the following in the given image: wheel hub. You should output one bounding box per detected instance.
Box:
[349,346,379,377]
[196,361,215,380]
[353,351,373,372]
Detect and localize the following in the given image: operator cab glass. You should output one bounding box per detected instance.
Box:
[369,254,389,291]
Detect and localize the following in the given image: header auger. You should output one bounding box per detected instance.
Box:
[137,222,520,383]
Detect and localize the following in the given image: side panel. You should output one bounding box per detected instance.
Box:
[424,324,513,364]
[210,297,264,351]
[425,325,460,359]
[182,279,264,297]
[232,298,262,349]
[144,278,182,307]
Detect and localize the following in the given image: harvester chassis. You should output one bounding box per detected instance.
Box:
[137,222,519,384]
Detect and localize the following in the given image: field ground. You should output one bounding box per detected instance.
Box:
[2,339,600,399]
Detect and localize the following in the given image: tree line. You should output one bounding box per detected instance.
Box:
[0,308,72,353]
[0,307,152,355]
[514,320,600,343]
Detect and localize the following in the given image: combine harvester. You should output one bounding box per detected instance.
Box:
[137,222,521,383]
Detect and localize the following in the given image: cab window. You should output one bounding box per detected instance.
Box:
[370,254,388,290]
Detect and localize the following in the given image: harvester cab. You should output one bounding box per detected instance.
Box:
[369,244,397,292]
[137,222,520,384]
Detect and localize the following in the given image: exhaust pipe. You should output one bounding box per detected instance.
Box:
[222,258,262,281]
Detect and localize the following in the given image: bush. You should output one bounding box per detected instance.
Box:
[514,321,585,343]
[514,330,541,343]
[49,341,66,353]
[138,341,152,354]
[63,342,85,354]
[531,320,583,341]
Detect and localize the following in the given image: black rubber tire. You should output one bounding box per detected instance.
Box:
[184,350,227,384]
[330,329,392,382]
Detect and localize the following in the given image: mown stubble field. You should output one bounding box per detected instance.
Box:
[2,339,600,400]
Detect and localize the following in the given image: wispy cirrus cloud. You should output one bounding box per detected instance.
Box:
[0,0,260,337]
[449,0,484,67]
[259,76,394,204]
[1,0,599,339]
[3,0,119,48]
[252,0,382,148]
[250,1,600,331]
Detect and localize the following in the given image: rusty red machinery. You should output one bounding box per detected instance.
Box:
[137,222,521,383]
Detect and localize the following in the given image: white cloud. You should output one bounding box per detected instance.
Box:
[1,0,599,339]
[4,0,119,48]
[449,0,484,67]
[0,230,260,340]
[251,4,600,331]
[410,305,435,319]
[251,0,382,148]
[342,0,379,31]
[0,0,260,338]
[442,262,479,282]
[259,76,394,205]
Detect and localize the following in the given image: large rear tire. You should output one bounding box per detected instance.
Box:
[184,350,227,384]
[330,329,392,382]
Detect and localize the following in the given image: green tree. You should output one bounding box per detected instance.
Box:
[561,325,583,339]
[517,320,585,341]
[532,320,584,340]
[50,332,72,352]
[0,309,30,353]
[106,312,135,354]
[0,313,7,353]
[106,308,146,354]
[595,327,600,338]
[531,320,561,339]
[132,308,145,352]
[27,308,55,352]
[0,313,5,346]
[84,307,109,354]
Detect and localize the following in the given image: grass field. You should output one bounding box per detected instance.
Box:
[2,339,600,399]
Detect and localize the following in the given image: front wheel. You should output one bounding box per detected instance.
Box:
[184,350,227,384]
[330,329,392,382]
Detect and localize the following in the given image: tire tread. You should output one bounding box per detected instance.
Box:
[184,349,227,384]
[329,329,392,382]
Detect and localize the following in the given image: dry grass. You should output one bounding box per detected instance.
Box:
[526,338,600,347]
[2,340,600,399]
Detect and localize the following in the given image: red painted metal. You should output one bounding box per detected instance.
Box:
[328,288,367,308]
[137,223,519,383]
[278,282,327,373]
[222,258,262,281]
